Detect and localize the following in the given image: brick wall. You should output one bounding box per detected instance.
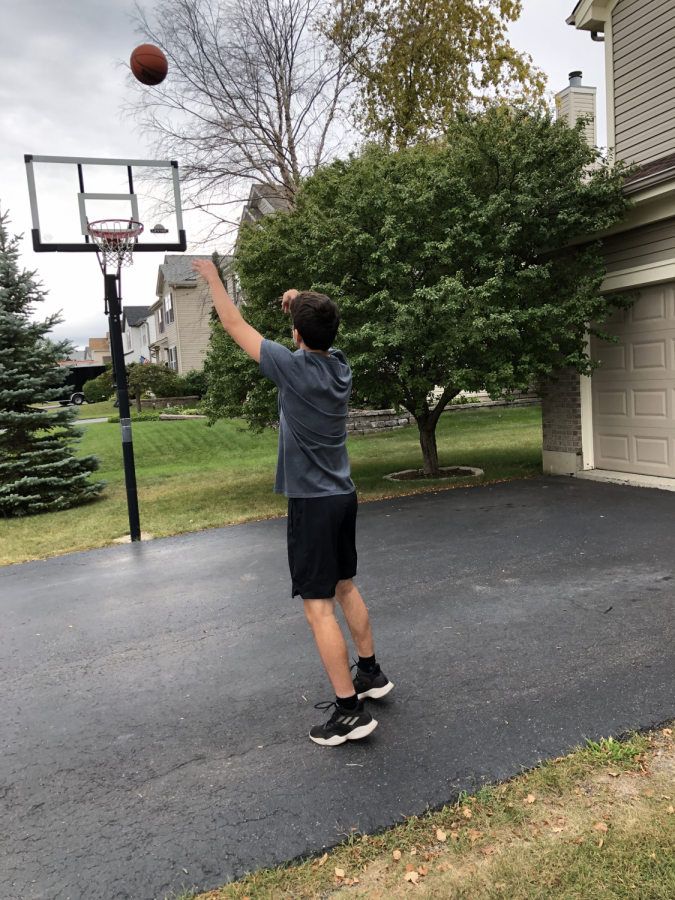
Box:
[541,369,582,454]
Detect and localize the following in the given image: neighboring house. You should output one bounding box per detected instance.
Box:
[122,305,155,364]
[148,254,232,373]
[240,182,291,228]
[542,0,675,488]
[64,348,93,362]
[88,334,111,365]
[144,185,287,374]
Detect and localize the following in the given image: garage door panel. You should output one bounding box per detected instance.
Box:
[632,339,667,370]
[634,435,670,467]
[633,388,668,417]
[596,431,630,464]
[591,280,675,478]
[597,285,674,335]
[594,342,626,374]
[631,289,667,322]
[597,389,628,417]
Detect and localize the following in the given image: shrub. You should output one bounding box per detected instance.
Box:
[83,375,112,404]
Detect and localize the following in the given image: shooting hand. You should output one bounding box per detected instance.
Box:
[191,258,220,284]
[281,289,299,313]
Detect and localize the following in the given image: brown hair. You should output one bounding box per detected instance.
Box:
[289,291,340,352]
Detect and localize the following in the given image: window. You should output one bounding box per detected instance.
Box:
[158,306,164,334]
[141,323,148,346]
[168,346,178,371]
[125,327,132,351]
[164,292,174,325]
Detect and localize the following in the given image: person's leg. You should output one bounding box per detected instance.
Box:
[303,597,355,698]
[335,578,374,658]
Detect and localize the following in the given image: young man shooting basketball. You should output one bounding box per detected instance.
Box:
[191,259,393,746]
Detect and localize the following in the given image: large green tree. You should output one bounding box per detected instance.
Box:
[323,0,546,148]
[0,211,104,516]
[204,107,634,475]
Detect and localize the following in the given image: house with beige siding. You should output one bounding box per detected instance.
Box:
[148,254,233,373]
[543,0,675,489]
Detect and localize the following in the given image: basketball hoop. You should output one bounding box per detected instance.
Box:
[87,219,144,269]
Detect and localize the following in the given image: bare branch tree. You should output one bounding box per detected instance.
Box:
[126,0,362,242]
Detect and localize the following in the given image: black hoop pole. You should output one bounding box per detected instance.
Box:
[106,272,141,542]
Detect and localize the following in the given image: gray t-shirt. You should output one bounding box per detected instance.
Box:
[259,339,355,498]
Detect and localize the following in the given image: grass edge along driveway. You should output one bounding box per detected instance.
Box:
[0,407,542,566]
[178,726,675,900]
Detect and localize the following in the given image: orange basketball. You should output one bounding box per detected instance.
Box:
[130,44,168,86]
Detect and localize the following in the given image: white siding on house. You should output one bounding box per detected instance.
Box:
[173,284,214,372]
[613,0,675,166]
[600,217,675,272]
[556,86,597,145]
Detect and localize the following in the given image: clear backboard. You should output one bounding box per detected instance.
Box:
[24,154,186,253]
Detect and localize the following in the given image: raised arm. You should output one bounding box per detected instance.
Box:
[191,259,263,363]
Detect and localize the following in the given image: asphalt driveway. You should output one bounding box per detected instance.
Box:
[2,475,674,900]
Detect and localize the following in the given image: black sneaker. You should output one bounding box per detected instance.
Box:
[352,663,394,700]
[309,700,378,746]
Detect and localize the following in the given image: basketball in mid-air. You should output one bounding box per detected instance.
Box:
[130,44,168,86]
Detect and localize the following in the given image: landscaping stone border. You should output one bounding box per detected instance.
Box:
[348,397,541,436]
[383,465,484,481]
[140,396,200,409]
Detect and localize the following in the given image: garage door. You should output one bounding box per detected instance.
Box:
[591,282,675,478]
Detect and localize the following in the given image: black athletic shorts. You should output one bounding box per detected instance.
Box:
[287,490,358,599]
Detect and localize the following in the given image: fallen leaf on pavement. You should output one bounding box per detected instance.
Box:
[608,771,619,778]
[436,863,453,872]
[182,868,188,874]
[462,808,473,819]
[597,839,604,848]
[406,863,417,873]
[482,844,495,855]
[318,853,328,867]
[410,848,417,855]
[594,823,608,832]
[393,850,402,860]
[436,829,447,842]
[335,868,345,878]
[469,830,482,841]
[667,806,674,814]
[405,871,419,884]
[663,729,672,735]
[525,794,535,804]
[450,833,459,840]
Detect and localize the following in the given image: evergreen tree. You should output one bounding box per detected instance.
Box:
[0,209,105,516]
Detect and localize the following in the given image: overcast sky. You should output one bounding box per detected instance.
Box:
[0,0,607,348]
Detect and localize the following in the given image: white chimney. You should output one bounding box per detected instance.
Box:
[555,70,597,146]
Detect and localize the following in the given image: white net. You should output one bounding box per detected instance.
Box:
[87,219,144,269]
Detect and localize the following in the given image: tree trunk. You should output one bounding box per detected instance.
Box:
[135,390,142,414]
[418,423,440,477]
[410,388,461,477]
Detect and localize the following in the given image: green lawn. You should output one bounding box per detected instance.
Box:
[0,406,543,566]
[40,399,119,418]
